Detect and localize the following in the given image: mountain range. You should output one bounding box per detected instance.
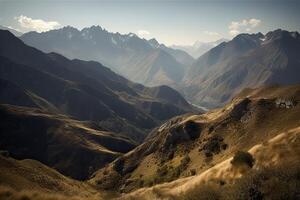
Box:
[182,29,300,108]
[20,26,195,87]
[19,27,300,110]
[0,25,300,199]
[0,30,197,179]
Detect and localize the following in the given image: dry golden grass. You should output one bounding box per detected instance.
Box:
[119,126,300,199]
[0,156,110,200]
[93,85,300,192]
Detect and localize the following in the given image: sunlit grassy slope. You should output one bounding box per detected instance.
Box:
[91,84,300,196]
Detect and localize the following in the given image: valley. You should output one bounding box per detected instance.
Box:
[0,1,300,199]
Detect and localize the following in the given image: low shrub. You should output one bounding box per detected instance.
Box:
[231,151,255,168]
[184,120,201,140]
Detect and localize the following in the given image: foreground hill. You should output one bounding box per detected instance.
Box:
[121,126,300,199]
[183,29,300,109]
[20,26,194,86]
[0,104,135,180]
[0,155,108,200]
[90,84,300,194]
[0,30,196,143]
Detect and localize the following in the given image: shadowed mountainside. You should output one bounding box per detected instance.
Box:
[0,30,196,143]
[0,104,136,180]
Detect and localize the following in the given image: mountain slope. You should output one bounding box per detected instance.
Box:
[0,155,108,199]
[0,25,23,37]
[20,26,191,86]
[0,104,136,180]
[90,84,300,193]
[121,126,300,200]
[0,30,195,143]
[183,30,300,108]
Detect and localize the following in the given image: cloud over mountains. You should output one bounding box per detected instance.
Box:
[229,18,261,36]
[15,15,60,32]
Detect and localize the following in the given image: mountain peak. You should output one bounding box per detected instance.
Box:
[265,29,300,41]
[88,25,103,31]
[127,32,138,37]
[232,32,263,42]
[148,38,160,48]
[62,25,78,31]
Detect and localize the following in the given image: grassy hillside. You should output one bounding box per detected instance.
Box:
[90,84,300,193]
[120,126,300,199]
[0,155,115,200]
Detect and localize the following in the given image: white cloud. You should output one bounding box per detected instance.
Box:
[249,18,261,28]
[15,15,60,32]
[137,30,150,37]
[203,31,221,36]
[229,29,240,36]
[228,18,261,36]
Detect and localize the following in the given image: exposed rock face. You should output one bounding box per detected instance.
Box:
[162,120,202,151]
[229,98,251,120]
[275,98,296,108]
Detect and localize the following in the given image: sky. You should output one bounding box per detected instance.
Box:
[0,0,299,46]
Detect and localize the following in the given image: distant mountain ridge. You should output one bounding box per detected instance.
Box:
[182,29,300,108]
[18,27,300,110]
[20,26,194,87]
[171,38,228,58]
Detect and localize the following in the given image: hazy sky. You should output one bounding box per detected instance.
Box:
[0,0,299,45]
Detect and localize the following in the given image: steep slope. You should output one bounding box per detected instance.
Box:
[148,38,195,66]
[0,25,23,37]
[183,30,300,108]
[20,26,189,86]
[90,84,300,193]
[121,126,300,200]
[0,30,195,143]
[0,155,107,200]
[0,104,136,180]
[114,48,185,87]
